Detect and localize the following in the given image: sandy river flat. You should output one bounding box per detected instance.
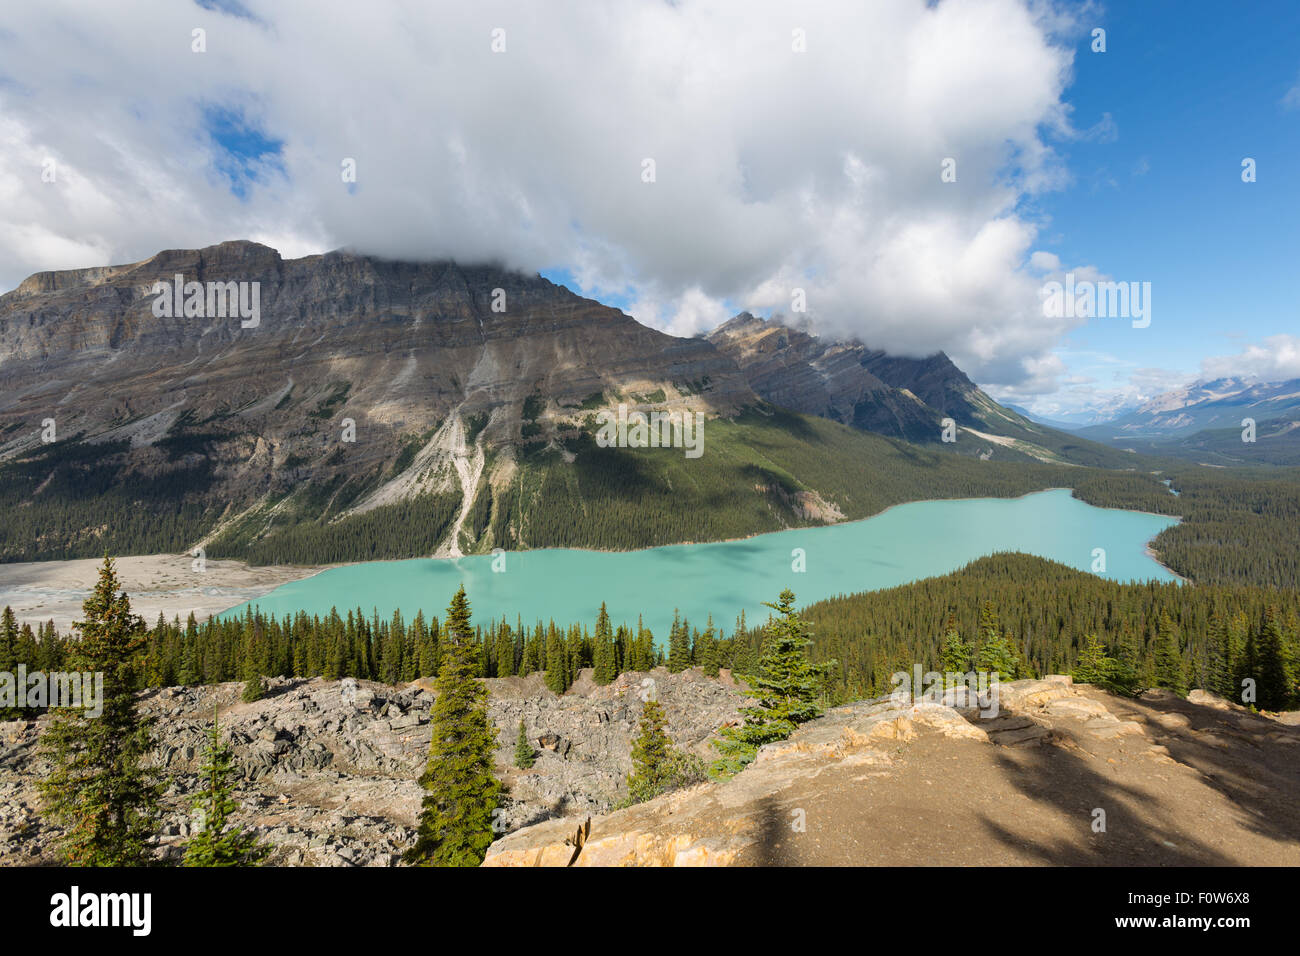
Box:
[0,555,323,632]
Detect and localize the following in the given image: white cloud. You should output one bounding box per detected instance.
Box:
[0,0,1092,390]
[987,351,1192,420]
[1200,334,1300,382]
[997,334,1300,422]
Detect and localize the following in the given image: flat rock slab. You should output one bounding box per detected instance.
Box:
[486,678,1300,867]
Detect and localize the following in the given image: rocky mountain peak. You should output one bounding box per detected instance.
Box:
[0,241,761,560]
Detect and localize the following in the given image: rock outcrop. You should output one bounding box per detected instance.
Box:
[707,312,939,441]
[0,667,746,866]
[6,672,1297,867]
[483,676,1300,866]
[706,312,1109,465]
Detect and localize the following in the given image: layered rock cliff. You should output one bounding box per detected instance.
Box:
[0,243,1122,564]
[705,313,938,440]
[0,242,757,560]
[707,312,1126,467]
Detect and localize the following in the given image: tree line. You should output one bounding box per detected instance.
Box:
[0,597,757,717]
[4,416,1299,600]
[770,552,1300,710]
[17,559,829,868]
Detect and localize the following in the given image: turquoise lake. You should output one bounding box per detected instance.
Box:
[223,488,1180,637]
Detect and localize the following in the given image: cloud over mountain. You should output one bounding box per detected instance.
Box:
[0,0,1088,389]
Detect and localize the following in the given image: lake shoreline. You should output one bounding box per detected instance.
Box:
[216,488,1185,638]
[0,486,1187,629]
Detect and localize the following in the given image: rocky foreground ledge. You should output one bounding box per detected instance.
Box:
[483,677,1300,866]
[3,672,1297,866]
[0,668,744,866]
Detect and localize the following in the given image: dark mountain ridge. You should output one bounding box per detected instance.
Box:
[707,312,1135,467]
[0,242,1134,564]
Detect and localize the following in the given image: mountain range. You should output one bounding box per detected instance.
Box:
[1068,377,1300,465]
[0,241,1128,564]
[707,313,1133,468]
[1076,377,1300,438]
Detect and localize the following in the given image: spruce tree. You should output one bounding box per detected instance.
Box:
[1072,633,1139,696]
[593,603,617,684]
[712,590,828,776]
[667,611,691,673]
[513,718,537,769]
[624,698,704,806]
[39,557,161,866]
[544,627,568,694]
[177,613,201,686]
[1203,611,1230,698]
[520,630,539,676]
[938,618,972,675]
[1255,607,1292,710]
[1153,612,1187,695]
[184,707,268,866]
[627,699,672,802]
[698,617,720,678]
[493,622,515,678]
[241,674,265,702]
[406,585,501,867]
[0,606,18,719]
[976,628,1021,682]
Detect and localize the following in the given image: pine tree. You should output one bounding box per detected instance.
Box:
[544,626,567,694]
[513,718,537,769]
[712,590,828,776]
[0,606,18,719]
[698,616,720,678]
[1255,607,1292,711]
[241,674,265,702]
[976,628,1021,682]
[1153,611,1187,695]
[405,585,501,866]
[937,618,971,674]
[38,558,161,866]
[667,611,691,673]
[627,699,672,802]
[184,707,268,866]
[592,603,617,684]
[624,698,704,806]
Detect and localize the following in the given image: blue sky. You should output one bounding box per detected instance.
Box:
[987,1,1300,414]
[203,105,284,199]
[3,0,1298,420]
[553,2,1300,417]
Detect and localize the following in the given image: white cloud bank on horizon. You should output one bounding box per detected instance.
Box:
[1201,334,1300,384]
[0,0,1101,391]
[990,333,1300,421]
